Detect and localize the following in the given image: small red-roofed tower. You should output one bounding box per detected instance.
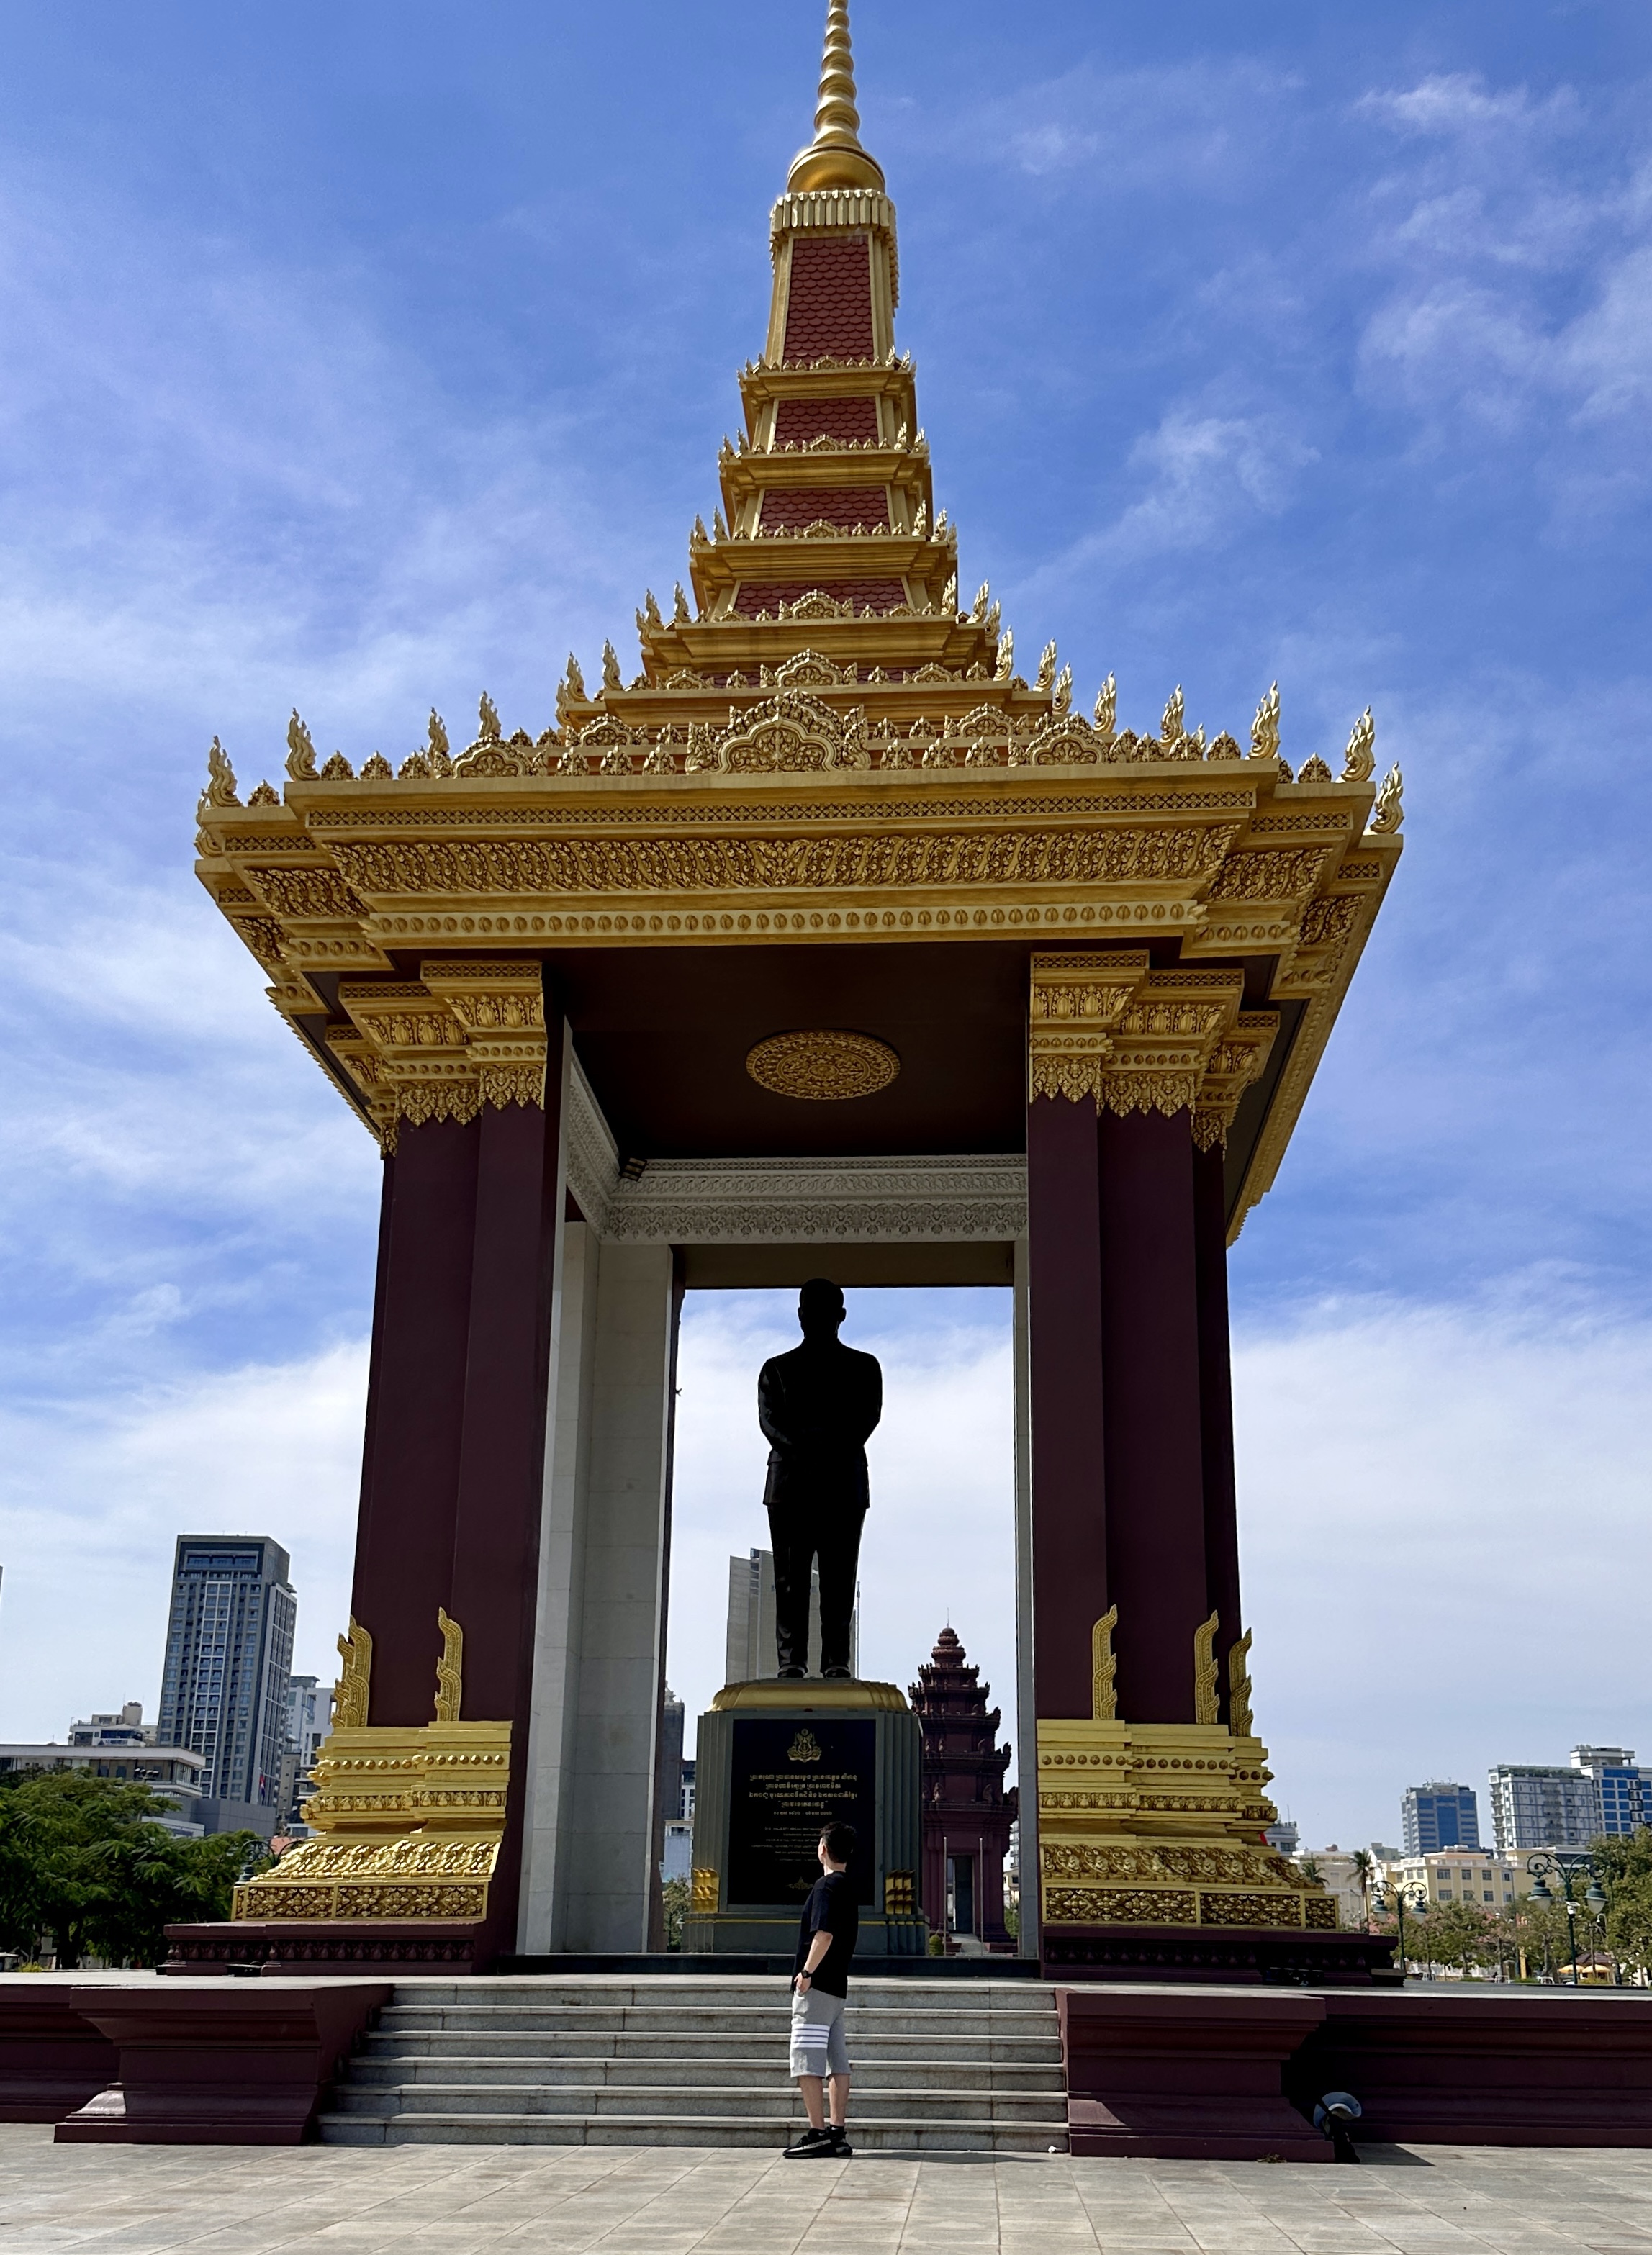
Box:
[910,1626,1019,1948]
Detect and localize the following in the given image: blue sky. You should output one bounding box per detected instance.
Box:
[1,2,1648,1849]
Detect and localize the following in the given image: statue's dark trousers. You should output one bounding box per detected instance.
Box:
[769,1507,865,1675]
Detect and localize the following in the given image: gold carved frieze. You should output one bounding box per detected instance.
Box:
[326,960,546,1143]
[195,665,1399,1237]
[235,1612,513,1926]
[1035,1712,1330,1935]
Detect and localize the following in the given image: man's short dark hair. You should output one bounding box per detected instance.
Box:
[820,1821,857,1863]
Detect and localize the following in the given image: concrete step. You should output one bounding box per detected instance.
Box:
[320,1976,1068,2155]
[330,2081,1067,2123]
[378,2008,1059,2039]
[360,2030,1060,2064]
[317,2109,1068,2154]
[348,2056,1066,2093]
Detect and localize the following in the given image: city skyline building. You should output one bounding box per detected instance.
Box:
[0,1705,204,1836]
[69,1702,152,1748]
[156,1535,295,1838]
[279,1673,332,1830]
[1402,1781,1481,1856]
[1570,1745,1652,1838]
[1488,1761,1601,1852]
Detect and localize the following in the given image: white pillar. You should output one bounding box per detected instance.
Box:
[518,1215,599,1953]
[1012,1231,1039,1960]
[559,1239,678,1952]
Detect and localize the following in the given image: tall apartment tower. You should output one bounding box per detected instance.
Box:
[156,1536,296,1837]
[1401,1781,1481,1856]
[1488,1761,1600,1851]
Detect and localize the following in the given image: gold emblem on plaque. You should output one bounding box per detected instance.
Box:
[787,1727,823,1764]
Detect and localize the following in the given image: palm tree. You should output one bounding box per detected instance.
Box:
[1350,1849,1376,1928]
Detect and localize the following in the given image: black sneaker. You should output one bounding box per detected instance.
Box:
[783,2126,836,2159]
[828,2125,854,2156]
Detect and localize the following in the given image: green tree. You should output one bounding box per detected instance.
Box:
[1493,1889,1577,1981]
[660,1876,690,1952]
[0,1769,264,1966]
[1419,1898,1497,1976]
[1591,1828,1652,1977]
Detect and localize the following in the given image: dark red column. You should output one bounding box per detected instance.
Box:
[1026,1093,1107,1720]
[448,1023,565,1951]
[1194,1138,1243,1717]
[350,1114,480,1725]
[1098,1107,1209,1724]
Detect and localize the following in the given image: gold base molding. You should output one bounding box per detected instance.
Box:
[234,1718,511,1925]
[1037,1717,1335,1934]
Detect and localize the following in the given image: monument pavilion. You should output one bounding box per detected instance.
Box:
[184,1,1404,1979]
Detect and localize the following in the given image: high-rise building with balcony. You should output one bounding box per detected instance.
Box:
[156,1536,296,1838]
[1488,1761,1600,1851]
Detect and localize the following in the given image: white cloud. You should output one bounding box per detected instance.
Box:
[1353,72,1652,479]
[1359,74,1581,143]
[1237,1293,1652,1849]
[0,1341,366,1742]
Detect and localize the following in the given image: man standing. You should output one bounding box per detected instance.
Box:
[759,1279,882,1678]
[784,1821,858,2158]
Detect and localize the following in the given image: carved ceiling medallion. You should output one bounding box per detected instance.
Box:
[746,1029,900,1101]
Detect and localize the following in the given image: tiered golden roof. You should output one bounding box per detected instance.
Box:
[191,1,1402,1238]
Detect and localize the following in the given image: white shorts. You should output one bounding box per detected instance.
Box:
[790,1985,849,2078]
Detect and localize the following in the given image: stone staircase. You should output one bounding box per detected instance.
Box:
[318,1975,1068,2152]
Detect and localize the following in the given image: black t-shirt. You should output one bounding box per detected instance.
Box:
[793,1868,858,1998]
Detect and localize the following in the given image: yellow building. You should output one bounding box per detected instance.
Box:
[1384,1850,1534,1910]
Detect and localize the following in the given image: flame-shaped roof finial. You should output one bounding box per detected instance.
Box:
[786,0,885,194]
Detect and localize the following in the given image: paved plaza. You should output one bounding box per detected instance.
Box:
[4,2127,1651,2255]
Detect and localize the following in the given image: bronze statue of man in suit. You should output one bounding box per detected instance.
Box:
[758,1278,883,1678]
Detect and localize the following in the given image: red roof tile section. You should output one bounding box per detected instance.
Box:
[782,237,875,363]
[774,396,881,446]
[759,486,889,533]
[732,578,906,618]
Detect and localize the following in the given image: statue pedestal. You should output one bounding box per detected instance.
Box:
[682,1679,926,1956]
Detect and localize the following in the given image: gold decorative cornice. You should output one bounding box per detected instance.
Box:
[1027,950,1148,1105]
[1193,1012,1278,1152]
[1228,1630,1254,1740]
[323,959,545,1144]
[1028,956,1260,1129]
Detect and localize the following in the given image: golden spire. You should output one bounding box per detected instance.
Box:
[786,0,885,195]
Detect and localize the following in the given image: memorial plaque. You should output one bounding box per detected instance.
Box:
[726,1716,877,1907]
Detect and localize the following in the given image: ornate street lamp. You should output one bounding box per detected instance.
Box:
[1527,1851,1607,1987]
[1371,1877,1429,1979]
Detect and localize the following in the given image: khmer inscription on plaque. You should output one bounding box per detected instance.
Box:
[726,1716,876,1906]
